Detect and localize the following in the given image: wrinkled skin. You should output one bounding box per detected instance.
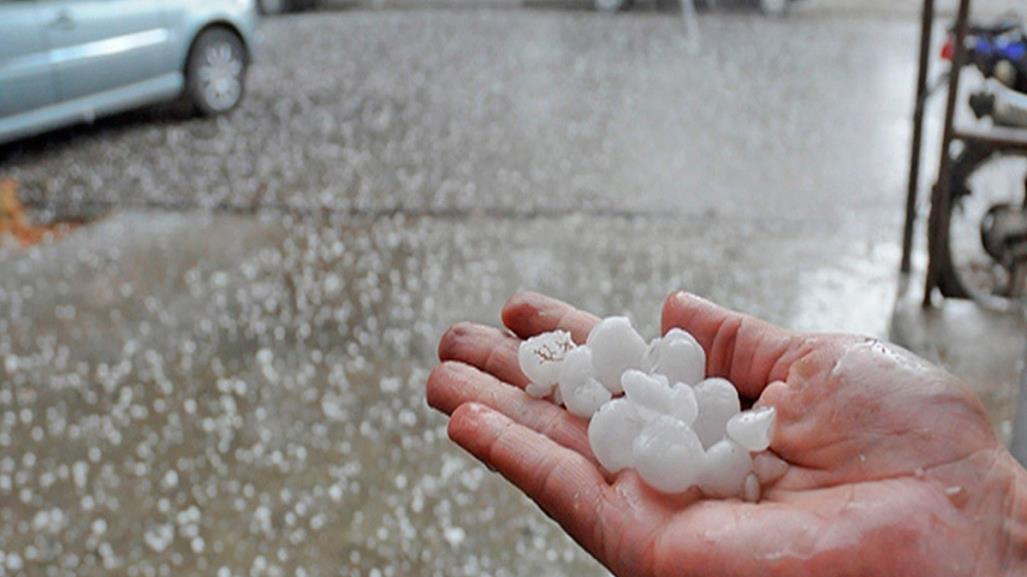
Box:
[426,291,1027,577]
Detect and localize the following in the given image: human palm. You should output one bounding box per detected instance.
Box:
[426,291,1026,576]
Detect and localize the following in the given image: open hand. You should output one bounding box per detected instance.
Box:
[426,291,1026,576]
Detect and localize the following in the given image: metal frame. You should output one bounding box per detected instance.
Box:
[900,0,935,275]
[901,0,1027,304]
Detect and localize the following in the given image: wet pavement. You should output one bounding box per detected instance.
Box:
[0,6,968,577]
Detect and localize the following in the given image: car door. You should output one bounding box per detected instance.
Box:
[36,0,168,102]
[0,0,60,117]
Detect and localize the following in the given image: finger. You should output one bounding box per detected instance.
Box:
[661,291,804,398]
[438,322,529,389]
[501,291,599,344]
[427,362,594,460]
[447,403,617,560]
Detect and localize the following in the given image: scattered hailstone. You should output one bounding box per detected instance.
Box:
[517,315,786,501]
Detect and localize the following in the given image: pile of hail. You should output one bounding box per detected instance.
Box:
[518,317,785,501]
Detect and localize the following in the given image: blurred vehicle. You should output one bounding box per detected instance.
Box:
[942,15,1027,93]
[256,0,319,15]
[932,15,1027,308]
[598,0,796,16]
[0,0,257,145]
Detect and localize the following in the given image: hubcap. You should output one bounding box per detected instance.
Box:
[198,42,243,112]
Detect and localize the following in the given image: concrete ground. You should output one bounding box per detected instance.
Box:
[0,4,1024,577]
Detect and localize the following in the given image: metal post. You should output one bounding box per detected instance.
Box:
[901,0,935,274]
[923,0,972,307]
[1010,343,1027,466]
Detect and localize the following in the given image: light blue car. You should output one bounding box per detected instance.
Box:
[0,0,258,145]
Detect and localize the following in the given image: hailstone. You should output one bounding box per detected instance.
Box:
[518,330,575,398]
[525,381,556,398]
[691,377,741,448]
[586,317,646,394]
[726,406,776,451]
[621,370,671,413]
[587,398,648,473]
[621,370,697,426]
[558,346,611,418]
[516,315,781,502]
[753,451,789,485]
[699,438,752,498]
[641,328,706,386]
[632,416,705,493]
[742,473,761,503]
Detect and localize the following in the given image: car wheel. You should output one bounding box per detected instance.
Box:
[186,28,247,116]
[258,0,287,15]
[759,0,788,16]
[594,0,631,13]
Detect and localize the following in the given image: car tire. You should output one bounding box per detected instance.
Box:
[186,28,247,116]
[594,0,632,13]
[759,0,788,16]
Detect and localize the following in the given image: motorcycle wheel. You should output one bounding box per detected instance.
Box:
[939,152,1027,311]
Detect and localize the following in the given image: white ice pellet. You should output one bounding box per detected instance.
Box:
[726,406,776,451]
[667,383,699,426]
[525,316,765,500]
[586,317,647,394]
[641,328,706,386]
[742,473,761,503]
[753,451,789,485]
[621,370,671,413]
[525,381,556,399]
[518,330,575,390]
[564,380,610,418]
[621,370,699,426]
[632,416,705,493]
[699,438,752,498]
[559,347,611,418]
[588,398,648,473]
[691,378,741,448]
[561,345,595,385]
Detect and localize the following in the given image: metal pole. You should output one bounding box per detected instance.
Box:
[923,0,972,307]
[901,0,936,274]
[1010,342,1027,466]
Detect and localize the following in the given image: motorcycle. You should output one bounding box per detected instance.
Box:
[942,16,1027,94]
[935,16,1027,308]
